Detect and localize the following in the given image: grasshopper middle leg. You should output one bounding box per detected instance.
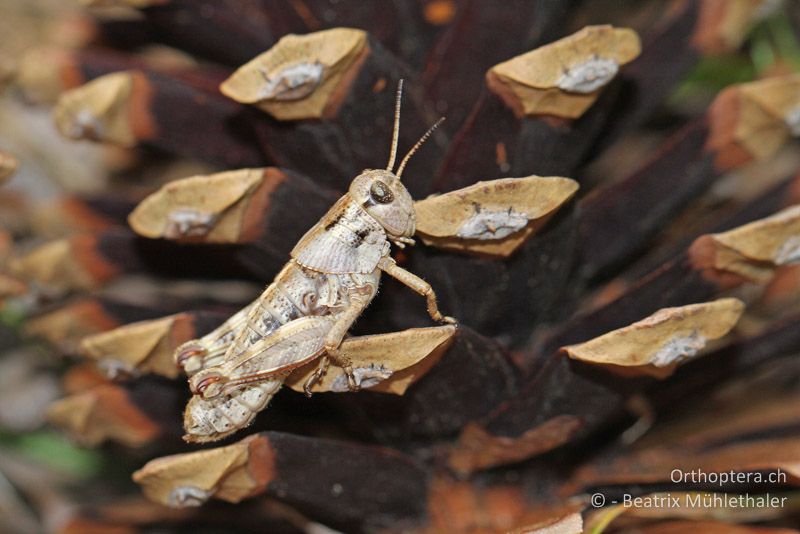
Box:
[303,287,373,395]
[378,257,456,324]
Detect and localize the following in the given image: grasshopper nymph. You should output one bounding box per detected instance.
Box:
[178,81,455,442]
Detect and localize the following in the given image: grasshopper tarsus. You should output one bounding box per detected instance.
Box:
[303,355,331,397]
[343,364,360,392]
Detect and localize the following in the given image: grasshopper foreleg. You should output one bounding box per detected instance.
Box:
[378,257,456,324]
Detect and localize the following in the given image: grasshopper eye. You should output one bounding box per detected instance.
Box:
[369,180,394,204]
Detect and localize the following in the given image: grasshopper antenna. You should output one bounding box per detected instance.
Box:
[396,117,445,178]
[386,79,403,172]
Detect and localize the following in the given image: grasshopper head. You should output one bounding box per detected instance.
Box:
[350,169,416,239]
[350,80,443,245]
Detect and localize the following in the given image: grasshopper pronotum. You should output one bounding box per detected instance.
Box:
[177,81,456,443]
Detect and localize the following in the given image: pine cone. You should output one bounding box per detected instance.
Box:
[2,1,800,533]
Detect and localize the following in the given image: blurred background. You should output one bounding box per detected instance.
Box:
[1,1,800,533]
